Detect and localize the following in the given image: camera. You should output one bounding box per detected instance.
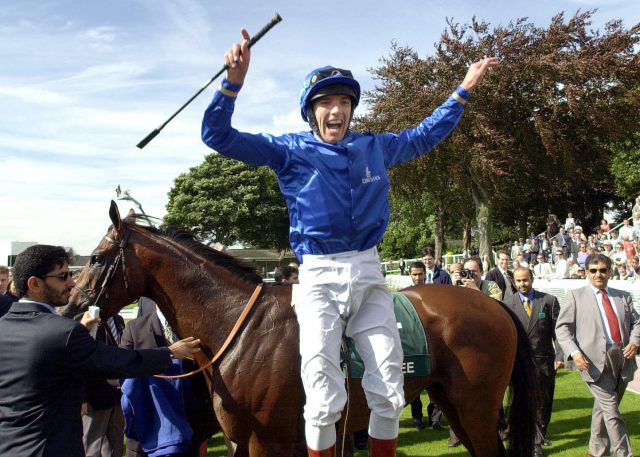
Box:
[456,269,476,286]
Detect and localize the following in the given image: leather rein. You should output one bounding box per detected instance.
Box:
[75,226,263,380]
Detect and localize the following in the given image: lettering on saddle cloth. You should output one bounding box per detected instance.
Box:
[342,292,430,378]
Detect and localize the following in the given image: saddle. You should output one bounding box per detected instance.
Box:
[341,292,430,378]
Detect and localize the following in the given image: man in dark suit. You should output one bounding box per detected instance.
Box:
[0,293,13,318]
[484,250,516,300]
[422,247,451,284]
[0,245,201,457]
[82,314,125,457]
[556,253,640,457]
[506,267,560,457]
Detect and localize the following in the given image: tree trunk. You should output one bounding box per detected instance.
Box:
[470,176,493,265]
[434,200,446,262]
[462,215,472,259]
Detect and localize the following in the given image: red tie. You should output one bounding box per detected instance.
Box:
[600,289,622,346]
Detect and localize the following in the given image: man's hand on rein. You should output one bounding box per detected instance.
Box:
[168,337,202,360]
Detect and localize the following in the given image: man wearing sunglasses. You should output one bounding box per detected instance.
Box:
[0,245,202,457]
[202,28,497,457]
[556,253,640,457]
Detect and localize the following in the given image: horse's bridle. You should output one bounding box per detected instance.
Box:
[74,228,131,311]
[74,223,264,380]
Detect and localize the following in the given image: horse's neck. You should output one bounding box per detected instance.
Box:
[142,251,263,349]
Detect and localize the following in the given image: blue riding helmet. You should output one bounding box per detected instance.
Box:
[299,66,361,122]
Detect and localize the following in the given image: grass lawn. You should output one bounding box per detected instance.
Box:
[206,369,640,456]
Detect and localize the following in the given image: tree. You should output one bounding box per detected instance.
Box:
[164,153,290,250]
[610,132,640,200]
[357,11,640,259]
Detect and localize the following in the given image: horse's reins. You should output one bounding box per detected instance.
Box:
[76,225,264,380]
[154,283,263,379]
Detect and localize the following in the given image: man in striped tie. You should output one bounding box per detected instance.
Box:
[556,253,640,457]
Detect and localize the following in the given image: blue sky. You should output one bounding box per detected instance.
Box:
[1,0,638,262]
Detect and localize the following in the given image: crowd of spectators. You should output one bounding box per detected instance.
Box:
[499,212,640,282]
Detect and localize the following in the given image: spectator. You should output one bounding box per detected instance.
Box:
[600,218,611,233]
[577,243,589,268]
[82,313,126,457]
[601,240,614,259]
[633,196,640,234]
[547,214,562,240]
[451,258,502,301]
[552,250,569,279]
[611,242,627,267]
[570,265,587,280]
[274,265,299,284]
[0,266,9,294]
[485,250,517,299]
[399,259,406,275]
[506,267,561,455]
[564,212,575,231]
[556,253,640,457]
[619,218,635,242]
[0,245,201,457]
[613,263,630,281]
[421,247,452,284]
[533,254,553,281]
[510,241,521,260]
[622,235,637,268]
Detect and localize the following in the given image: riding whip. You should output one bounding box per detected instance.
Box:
[136,13,283,149]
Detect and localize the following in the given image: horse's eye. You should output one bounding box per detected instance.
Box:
[91,255,103,265]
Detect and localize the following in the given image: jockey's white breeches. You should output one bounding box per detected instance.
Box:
[296,247,404,449]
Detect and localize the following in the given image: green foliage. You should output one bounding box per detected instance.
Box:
[164,153,290,250]
[611,133,640,199]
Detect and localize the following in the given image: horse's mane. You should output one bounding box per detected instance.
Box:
[123,214,263,284]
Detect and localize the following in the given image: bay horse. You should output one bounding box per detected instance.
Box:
[66,201,537,457]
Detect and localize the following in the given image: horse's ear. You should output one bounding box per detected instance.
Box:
[109,200,123,232]
[127,208,135,217]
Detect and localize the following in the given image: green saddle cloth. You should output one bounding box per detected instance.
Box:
[342,292,430,378]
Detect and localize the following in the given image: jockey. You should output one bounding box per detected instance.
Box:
[201,28,497,457]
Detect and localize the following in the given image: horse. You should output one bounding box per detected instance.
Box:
[65,201,537,457]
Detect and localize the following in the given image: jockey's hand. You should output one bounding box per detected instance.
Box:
[168,337,201,360]
[460,57,499,91]
[224,28,251,85]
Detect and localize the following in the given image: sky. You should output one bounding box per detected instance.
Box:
[1,0,639,263]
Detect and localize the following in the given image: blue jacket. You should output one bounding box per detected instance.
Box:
[121,360,192,457]
[202,80,468,259]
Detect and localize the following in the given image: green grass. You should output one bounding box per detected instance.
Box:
[205,369,640,456]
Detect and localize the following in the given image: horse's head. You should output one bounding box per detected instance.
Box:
[65,200,147,318]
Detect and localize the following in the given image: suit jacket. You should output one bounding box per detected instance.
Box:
[505,290,559,360]
[0,302,173,457]
[556,285,640,383]
[0,294,14,318]
[485,267,516,297]
[429,265,452,285]
[84,315,125,410]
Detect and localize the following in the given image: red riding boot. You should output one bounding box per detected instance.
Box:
[307,445,335,457]
[369,437,397,457]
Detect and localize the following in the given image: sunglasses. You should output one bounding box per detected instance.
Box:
[38,271,74,281]
[588,268,608,274]
[309,68,354,87]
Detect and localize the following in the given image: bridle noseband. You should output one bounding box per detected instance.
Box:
[74,227,131,310]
